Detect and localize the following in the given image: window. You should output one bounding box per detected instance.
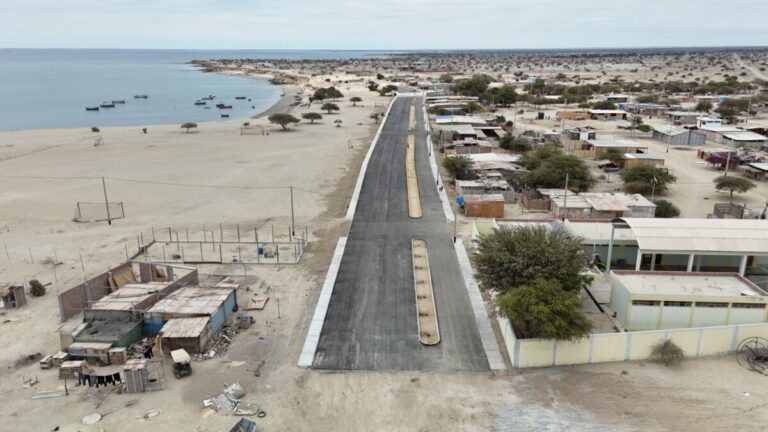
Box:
[696,302,727,308]
[731,303,766,309]
[664,301,692,307]
[632,300,661,306]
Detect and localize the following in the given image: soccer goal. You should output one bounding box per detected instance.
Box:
[73,202,125,223]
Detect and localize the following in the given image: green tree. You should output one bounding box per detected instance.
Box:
[716,98,750,119]
[321,102,340,114]
[442,156,473,181]
[650,339,685,366]
[524,154,596,191]
[654,199,681,218]
[334,119,343,128]
[302,112,323,124]
[376,73,385,80]
[596,148,623,165]
[496,279,592,340]
[268,113,300,131]
[484,84,517,106]
[591,101,617,110]
[465,101,479,113]
[474,226,592,296]
[519,145,560,170]
[713,175,756,203]
[379,85,398,96]
[29,279,46,297]
[620,165,677,195]
[350,96,362,106]
[452,74,493,97]
[367,81,379,92]
[370,113,381,124]
[180,122,197,133]
[439,74,454,83]
[313,86,344,101]
[499,134,532,153]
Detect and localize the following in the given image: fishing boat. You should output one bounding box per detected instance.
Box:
[194,101,206,106]
[85,106,100,111]
[216,104,232,109]
[133,94,149,99]
[112,100,126,104]
[100,102,115,108]
[221,114,230,118]
[235,96,246,100]
[202,96,214,101]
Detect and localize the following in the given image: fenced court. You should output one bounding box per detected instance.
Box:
[140,223,309,265]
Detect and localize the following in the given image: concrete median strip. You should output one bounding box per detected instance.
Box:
[412,239,440,345]
[405,134,423,218]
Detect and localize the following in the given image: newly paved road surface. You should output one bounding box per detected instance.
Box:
[312,97,490,371]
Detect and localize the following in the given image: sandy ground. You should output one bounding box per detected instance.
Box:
[3,67,768,431]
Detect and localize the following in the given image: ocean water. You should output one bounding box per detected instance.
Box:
[0,49,390,131]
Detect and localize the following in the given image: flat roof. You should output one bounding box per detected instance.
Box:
[667,111,707,116]
[147,286,233,316]
[618,218,768,254]
[721,131,768,141]
[464,193,504,203]
[90,282,169,311]
[74,319,141,343]
[564,220,637,244]
[460,153,521,163]
[588,109,627,114]
[746,162,768,172]
[585,140,648,149]
[623,152,664,160]
[434,115,488,125]
[611,271,766,297]
[159,317,210,338]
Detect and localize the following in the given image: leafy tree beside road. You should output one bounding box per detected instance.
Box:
[713,175,756,202]
[302,112,322,124]
[523,153,595,192]
[442,156,473,181]
[620,165,676,195]
[321,102,340,114]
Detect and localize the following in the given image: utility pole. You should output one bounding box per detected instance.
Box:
[290,186,295,237]
[724,151,732,176]
[650,177,657,203]
[562,173,569,221]
[102,176,112,226]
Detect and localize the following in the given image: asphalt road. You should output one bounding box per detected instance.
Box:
[312,96,490,371]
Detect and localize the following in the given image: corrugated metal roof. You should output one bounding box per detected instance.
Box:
[147,287,233,316]
[747,162,768,172]
[619,218,768,254]
[159,317,210,338]
[581,195,630,212]
[623,152,665,160]
[721,131,768,141]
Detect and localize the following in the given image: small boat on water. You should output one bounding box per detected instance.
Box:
[85,106,100,111]
[204,107,211,110]
[216,104,232,109]
[202,96,214,101]
[194,101,207,106]
[235,96,246,100]
[221,114,230,118]
[112,100,126,104]
[133,94,149,99]
[100,102,115,108]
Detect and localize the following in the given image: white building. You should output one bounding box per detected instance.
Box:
[609,270,768,331]
[696,116,723,130]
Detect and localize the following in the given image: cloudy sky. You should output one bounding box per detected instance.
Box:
[2,0,767,49]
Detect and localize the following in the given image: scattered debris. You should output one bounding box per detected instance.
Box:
[208,326,238,356]
[230,418,257,432]
[246,360,265,377]
[246,296,269,311]
[81,413,102,425]
[737,337,768,374]
[15,352,42,368]
[31,391,65,400]
[137,409,162,421]
[223,382,245,399]
[22,375,39,387]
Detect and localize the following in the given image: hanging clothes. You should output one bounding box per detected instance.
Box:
[105,375,114,386]
[113,372,122,383]
[96,376,106,387]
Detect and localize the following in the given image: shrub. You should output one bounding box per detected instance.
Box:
[29,279,46,297]
[91,127,100,133]
[650,339,685,366]
[654,199,680,218]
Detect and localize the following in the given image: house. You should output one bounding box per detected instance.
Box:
[720,131,768,149]
[434,124,478,142]
[564,127,597,141]
[463,194,505,218]
[666,111,708,125]
[587,109,628,120]
[652,126,706,146]
[144,286,236,336]
[573,139,648,159]
[85,282,182,321]
[556,111,589,121]
[622,153,665,169]
[604,218,768,276]
[620,103,669,117]
[744,162,768,181]
[696,116,723,130]
[538,190,655,220]
[434,115,488,126]
[608,271,768,331]
[0,283,27,309]
[158,317,212,354]
[605,94,630,104]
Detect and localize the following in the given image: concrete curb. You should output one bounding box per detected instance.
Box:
[454,241,506,370]
[298,236,347,367]
[422,103,454,222]
[345,97,397,220]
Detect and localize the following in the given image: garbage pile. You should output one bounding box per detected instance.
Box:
[207,326,238,358]
[203,382,264,417]
[127,338,154,359]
